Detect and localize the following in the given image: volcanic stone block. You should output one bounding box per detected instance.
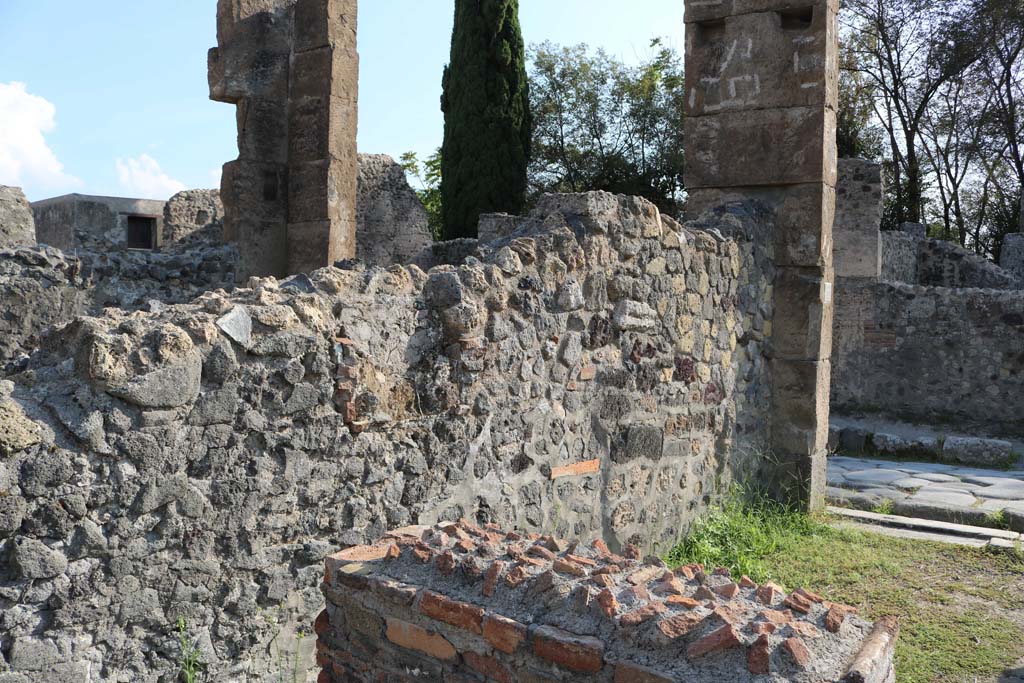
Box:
[685,6,838,116]
[688,182,835,268]
[685,107,837,189]
[771,359,832,455]
[772,267,834,361]
[294,0,357,53]
[685,0,839,22]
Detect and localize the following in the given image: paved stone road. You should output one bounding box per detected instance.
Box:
[828,456,1024,531]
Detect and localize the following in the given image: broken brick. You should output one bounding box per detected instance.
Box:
[483,614,527,654]
[619,602,666,627]
[657,612,708,641]
[597,589,620,618]
[533,625,605,673]
[713,582,740,599]
[747,634,771,674]
[419,591,484,634]
[783,637,812,669]
[687,624,741,659]
[825,603,857,633]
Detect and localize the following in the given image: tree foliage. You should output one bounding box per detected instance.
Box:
[400,150,443,241]
[440,0,531,240]
[843,0,1023,254]
[527,40,687,215]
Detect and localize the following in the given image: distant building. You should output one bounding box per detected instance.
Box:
[31,194,168,252]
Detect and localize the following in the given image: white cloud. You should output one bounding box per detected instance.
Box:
[0,81,81,193]
[115,154,186,199]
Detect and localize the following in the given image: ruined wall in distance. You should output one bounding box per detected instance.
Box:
[0,193,774,682]
[355,154,433,265]
[832,280,1024,436]
[0,186,36,249]
[0,245,237,365]
[880,231,1022,289]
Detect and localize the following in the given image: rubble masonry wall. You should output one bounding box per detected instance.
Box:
[0,193,775,682]
[831,160,1024,435]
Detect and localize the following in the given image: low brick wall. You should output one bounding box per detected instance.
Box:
[317,522,898,682]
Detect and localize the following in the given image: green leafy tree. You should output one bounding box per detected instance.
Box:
[528,40,687,215]
[440,0,531,240]
[837,33,884,159]
[401,149,443,241]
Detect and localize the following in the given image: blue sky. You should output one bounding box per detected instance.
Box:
[0,1,685,202]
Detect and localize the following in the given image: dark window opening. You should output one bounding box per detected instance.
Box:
[126,216,156,250]
[779,7,814,30]
[696,19,726,46]
[262,170,279,201]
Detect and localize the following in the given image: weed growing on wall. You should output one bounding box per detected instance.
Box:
[176,618,203,683]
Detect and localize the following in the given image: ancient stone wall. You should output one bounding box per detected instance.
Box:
[880,232,918,284]
[833,159,883,280]
[355,154,432,265]
[916,238,1022,289]
[1003,233,1024,281]
[163,189,224,247]
[0,186,36,249]
[0,193,775,682]
[879,229,1022,289]
[316,522,898,683]
[0,244,237,365]
[831,280,1024,436]
[32,194,169,252]
[210,0,359,279]
[832,159,1024,435]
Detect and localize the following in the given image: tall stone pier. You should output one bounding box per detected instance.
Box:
[209,0,358,278]
[684,0,839,509]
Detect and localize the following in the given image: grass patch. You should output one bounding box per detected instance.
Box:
[872,499,895,515]
[666,493,1024,683]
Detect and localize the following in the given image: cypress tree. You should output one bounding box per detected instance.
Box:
[440,0,531,240]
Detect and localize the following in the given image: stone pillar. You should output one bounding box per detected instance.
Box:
[209,1,294,278]
[1000,233,1024,282]
[684,0,840,510]
[833,159,883,280]
[209,0,358,279]
[287,0,359,274]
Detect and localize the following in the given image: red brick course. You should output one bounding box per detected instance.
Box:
[317,520,894,682]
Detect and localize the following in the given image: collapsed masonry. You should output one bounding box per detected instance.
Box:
[0,187,36,250]
[209,0,359,278]
[1,157,431,365]
[832,159,1024,438]
[317,522,899,683]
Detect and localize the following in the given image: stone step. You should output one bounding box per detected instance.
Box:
[829,415,1024,469]
[827,506,1023,543]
